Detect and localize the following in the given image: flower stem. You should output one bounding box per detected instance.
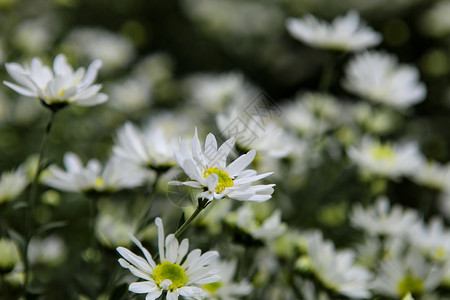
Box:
[23,111,56,291]
[174,198,209,239]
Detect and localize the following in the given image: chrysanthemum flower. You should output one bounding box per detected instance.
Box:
[0,165,28,205]
[113,121,178,170]
[42,152,148,194]
[117,217,220,300]
[350,196,420,237]
[3,54,108,110]
[169,128,275,202]
[286,10,381,51]
[342,51,426,110]
[347,136,422,180]
[300,231,372,299]
[201,259,252,300]
[373,250,443,298]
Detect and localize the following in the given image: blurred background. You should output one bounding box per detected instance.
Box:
[1,0,450,299]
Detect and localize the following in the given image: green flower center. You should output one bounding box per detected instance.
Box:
[152,262,187,291]
[203,281,223,294]
[371,143,395,162]
[203,167,234,193]
[397,274,424,296]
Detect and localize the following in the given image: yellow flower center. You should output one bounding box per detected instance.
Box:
[152,262,187,291]
[94,177,104,190]
[397,274,424,297]
[203,281,223,294]
[203,167,234,193]
[371,143,395,162]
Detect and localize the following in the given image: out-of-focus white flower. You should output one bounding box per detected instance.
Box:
[286,10,381,51]
[63,28,135,72]
[411,160,450,190]
[408,217,450,261]
[294,279,330,300]
[107,75,153,113]
[373,250,443,298]
[302,231,372,299]
[42,152,148,194]
[117,217,220,299]
[95,201,138,249]
[169,128,275,202]
[0,238,20,274]
[343,51,426,110]
[347,136,423,179]
[0,165,28,204]
[12,17,55,54]
[421,0,450,37]
[201,259,252,300]
[113,121,178,169]
[183,72,248,113]
[217,110,296,159]
[182,0,283,38]
[351,196,420,237]
[4,54,108,110]
[228,204,287,242]
[351,102,401,135]
[282,92,344,136]
[28,235,66,266]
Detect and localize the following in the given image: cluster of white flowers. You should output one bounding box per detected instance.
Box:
[3,3,450,300]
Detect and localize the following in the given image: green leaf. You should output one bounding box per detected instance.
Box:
[33,221,68,237]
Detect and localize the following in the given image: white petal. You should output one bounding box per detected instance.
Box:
[225,150,256,177]
[129,281,157,294]
[129,234,157,269]
[155,217,165,260]
[165,234,179,263]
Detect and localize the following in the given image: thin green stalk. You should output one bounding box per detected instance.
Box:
[318,54,337,92]
[23,110,56,291]
[174,198,209,239]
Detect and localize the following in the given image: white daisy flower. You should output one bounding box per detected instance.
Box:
[201,259,252,300]
[347,136,423,179]
[0,165,28,204]
[117,217,220,300]
[169,128,275,202]
[410,159,450,191]
[216,110,296,159]
[408,217,450,261]
[350,196,420,237]
[342,51,426,110]
[303,231,372,299]
[42,152,148,194]
[282,92,344,136]
[3,54,108,110]
[63,27,135,72]
[286,10,381,51]
[228,204,286,242]
[113,121,179,169]
[373,250,443,298]
[183,72,248,113]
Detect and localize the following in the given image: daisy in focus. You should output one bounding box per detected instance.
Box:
[117,217,220,300]
[285,10,381,52]
[342,51,426,110]
[3,54,108,110]
[169,128,275,202]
